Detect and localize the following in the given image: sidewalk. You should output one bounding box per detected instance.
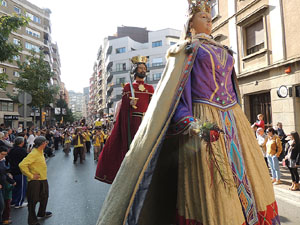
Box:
[271,161,300,196]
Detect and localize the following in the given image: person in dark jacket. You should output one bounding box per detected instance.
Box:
[6,137,28,208]
[284,131,300,191]
[0,146,16,225]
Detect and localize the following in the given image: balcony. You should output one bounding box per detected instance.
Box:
[107,72,113,84]
[106,85,113,96]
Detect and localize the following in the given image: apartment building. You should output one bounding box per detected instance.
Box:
[82,87,89,119]
[68,90,84,120]
[91,26,181,119]
[0,0,61,128]
[88,63,98,123]
[211,0,300,133]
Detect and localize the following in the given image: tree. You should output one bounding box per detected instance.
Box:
[13,50,58,126]
[0,13,28,88]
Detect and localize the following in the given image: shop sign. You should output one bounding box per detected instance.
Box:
[4,115,19,120]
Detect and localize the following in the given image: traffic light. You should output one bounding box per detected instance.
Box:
[42,112,46,123]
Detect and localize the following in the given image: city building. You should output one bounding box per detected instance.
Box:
[88,63,98,123]
[211,0,300,133]
[0,0,61,128]
[90,26,181,120]
[82,87,89,119]
[68,90,84,121]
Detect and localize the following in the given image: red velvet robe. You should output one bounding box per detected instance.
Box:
[95,80,154,184]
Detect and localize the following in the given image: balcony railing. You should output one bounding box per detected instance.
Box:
[107,72,113,84]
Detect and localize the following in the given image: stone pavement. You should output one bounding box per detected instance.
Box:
[271,162,300,209]
[273,162,300,193]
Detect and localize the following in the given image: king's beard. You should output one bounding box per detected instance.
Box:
[135,72,146,79]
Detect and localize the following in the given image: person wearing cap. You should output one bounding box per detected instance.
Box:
[95,1,280,224]
[95,55,154,184]
[19,136,52,225]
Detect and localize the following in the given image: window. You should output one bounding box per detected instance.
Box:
[13,71,20,77]
[116,77,126,84]
[152,58,163,67]
[1,1,7,7]
[14,6,21,14]
[0,101,14,112]
[153,73,162,81]
[26,28,40,38]
[13,55,20,61]
[170,41,177,46]
[245,19,265,55]
[0,68,6,73]
[211,0,219,19]
[152,40,162,48]
[249,92,271,129]
[13,38,21,46]
[25,42,40,52]
[116,47,126,54]
[116,63,126,72]
[25,12,41,24]
[13,88,19,94]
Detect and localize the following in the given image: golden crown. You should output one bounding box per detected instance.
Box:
[188,0,211,15]
[131,55,148,64]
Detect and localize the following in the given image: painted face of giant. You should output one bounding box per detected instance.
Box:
[190,12,212,35]
[135,63,147,79]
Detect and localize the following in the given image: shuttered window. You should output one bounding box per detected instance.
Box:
[246,19,265,55]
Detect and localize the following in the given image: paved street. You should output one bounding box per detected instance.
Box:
[11,148,110,225]
[10,147,300,225]
[275,188,300,224]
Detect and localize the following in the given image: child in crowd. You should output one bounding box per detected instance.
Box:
[255,114,265,130]
[2,180,14,224]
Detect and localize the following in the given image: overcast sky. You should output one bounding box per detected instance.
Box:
[28,0,188,93]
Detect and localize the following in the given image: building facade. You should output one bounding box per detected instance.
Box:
[90,26,181,120]
[211,0,300,133]
[0,0,61,128]
[82,87,89,119]
[68,90,84,121]
[88,63,98,123]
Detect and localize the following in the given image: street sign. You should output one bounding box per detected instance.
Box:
[18,92,32,104]
[18,105,31,117]
[55,108,61,115]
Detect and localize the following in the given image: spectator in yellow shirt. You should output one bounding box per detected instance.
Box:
[19,136,52,225]
[263,128,282,185]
